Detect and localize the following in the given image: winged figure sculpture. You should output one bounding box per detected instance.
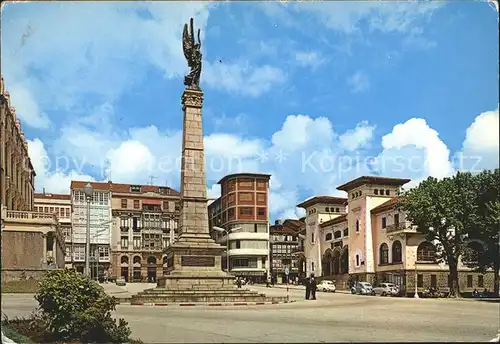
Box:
[182,18,202,90]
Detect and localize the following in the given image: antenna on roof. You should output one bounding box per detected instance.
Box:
[148,176,157,185]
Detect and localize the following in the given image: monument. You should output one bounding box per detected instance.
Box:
[131,19,286,304]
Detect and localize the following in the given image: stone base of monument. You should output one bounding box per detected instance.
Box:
[130,234,287,305]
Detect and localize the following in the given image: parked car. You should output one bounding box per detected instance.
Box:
[351,282,375,295]
[116,276,126,286]
[317,280,336,292]
[373,283,398,296]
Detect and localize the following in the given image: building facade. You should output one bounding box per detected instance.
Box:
[208,173,271,282]
[34,192,72,268]
[70,181,113,277]
[300,176,495,294]
[269,219,304,283]
[1,77,64,281]
[109,183,180,282]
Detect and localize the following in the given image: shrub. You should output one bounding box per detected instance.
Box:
[35,269,132,343]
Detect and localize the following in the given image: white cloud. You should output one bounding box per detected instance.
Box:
[28,138,94,193]
[6,84,50,128]
[204,61,286,97]
[294,51,324,70]
[376,118,455,180]
[106,141,156,184]
[207,184,221,200]
[347,70,370,94]
[457,107,499,171]
[339,120,376,151]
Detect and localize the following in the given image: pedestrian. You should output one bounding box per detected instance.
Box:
[266,275,271,288]
[305,276,311,300]
[310,273,317,300]
[104,270,108,284]
[295,276,299,285]
[237,277,242,289]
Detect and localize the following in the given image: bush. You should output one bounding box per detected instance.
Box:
[35,269,132,343]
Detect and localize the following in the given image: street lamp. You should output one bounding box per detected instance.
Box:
[414,261,420,299]
[213,226,241,273]
[83,182,93,277]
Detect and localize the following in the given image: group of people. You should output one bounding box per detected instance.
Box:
[304,273,317,300]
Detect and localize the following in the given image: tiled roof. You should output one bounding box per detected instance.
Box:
[34,193,71,200]
[70,181,179,196]
[336,176,411,192]
[319,214,347,228]
[371,197,400,214]
[297,196,347,209]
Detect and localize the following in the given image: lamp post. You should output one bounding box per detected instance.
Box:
[83,182,93,277]
[414,261,419,299]
[213,226,241,274]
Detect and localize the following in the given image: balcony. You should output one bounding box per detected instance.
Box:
[5,210,57,224]
[385,222,417,235]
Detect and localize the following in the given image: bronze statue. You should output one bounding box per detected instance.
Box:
[182,18,202,90]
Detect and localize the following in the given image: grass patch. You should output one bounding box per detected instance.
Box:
[2,324,36,344]
[1,280,39,293]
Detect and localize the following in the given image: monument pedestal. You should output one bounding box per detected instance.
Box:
[131,87,286,305]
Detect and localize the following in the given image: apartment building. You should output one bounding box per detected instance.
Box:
[110,183,180,282]
[70,181,113,277]
[1,76,64,279]
[300,175,495,294]
[269,219,305,283]
[34,192,72,268]
[208,173,271,282]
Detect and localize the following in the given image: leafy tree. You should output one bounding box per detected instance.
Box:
[463,168,500,295]
[399,172,478,297]
[35,269,133,343]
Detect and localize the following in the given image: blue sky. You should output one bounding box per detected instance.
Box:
[1,1,499,220]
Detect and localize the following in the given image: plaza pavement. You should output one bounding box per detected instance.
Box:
[2,284,499,343]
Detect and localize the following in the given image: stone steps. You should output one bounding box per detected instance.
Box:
[139,289,263,295]
[130,295,285,304]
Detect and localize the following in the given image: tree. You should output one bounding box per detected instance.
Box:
[463,169,500,296]
[399,172,478,297]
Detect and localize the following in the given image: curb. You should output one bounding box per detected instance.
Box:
[125,300,295,307]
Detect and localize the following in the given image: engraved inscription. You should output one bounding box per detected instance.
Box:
[181,255,215,267]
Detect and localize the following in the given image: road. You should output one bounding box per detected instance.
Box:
[2,285,499,343]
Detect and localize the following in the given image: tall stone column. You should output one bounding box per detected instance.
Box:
[176,89,211,241]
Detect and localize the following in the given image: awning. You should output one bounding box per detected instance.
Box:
[143,199,161,205]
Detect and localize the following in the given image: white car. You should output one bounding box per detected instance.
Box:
[373,283,398,296]
[317,280,336,292]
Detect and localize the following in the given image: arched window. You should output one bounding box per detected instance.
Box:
[133,256,141,265]
[147,256,157,265]
[120,256,129,264]
[417,242,436,262]
[355,220,360,232]
[379,243,389,264]
[392,240,402,263]
[325,233,332,241]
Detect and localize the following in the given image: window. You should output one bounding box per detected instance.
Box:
[227,194,236,206]
[34,206,38,212]
[343,228,349,237]
[254,224,258,233]
[394,213,400,225]
[336,207,340,213]
[381,217,387,229]
[73,246,85,261]
[417,274,423,288]
[227,208,235,220]
[257,193,266,203]
[417,242,436,262]
[134,200,140,209]
[257,207,266,217]
[44,207,48,213]
[121,199,128,208]
[236,240,241,249]
[334,231,342,239]
[325,233,332,241]
[256,180,266,189]
[227,180,236,192]
[133,237,141,249]
[325,207,330,212]
[65,208,70,218]
[374,189,379,195]
[431,274,437,288]
[392,240,402,263]
[120,217,128,228]
[50,207,54,213]
[120,236,129,249]
[163,201,168,210]
[355,220,360,232]
[467,275,473,288]
[311,232,315,244]
[379,243,389,264]
[478,275,484,288]
[239,179,253,188]
[239,193,253,203]
[239,207,253,217]
[98,246,110,260]
[130,185,141,192]
[312,262,315,271]
[355,254,360,267]
[385,190,390,196]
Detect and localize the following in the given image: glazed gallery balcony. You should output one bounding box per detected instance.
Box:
[385,222,417,235]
